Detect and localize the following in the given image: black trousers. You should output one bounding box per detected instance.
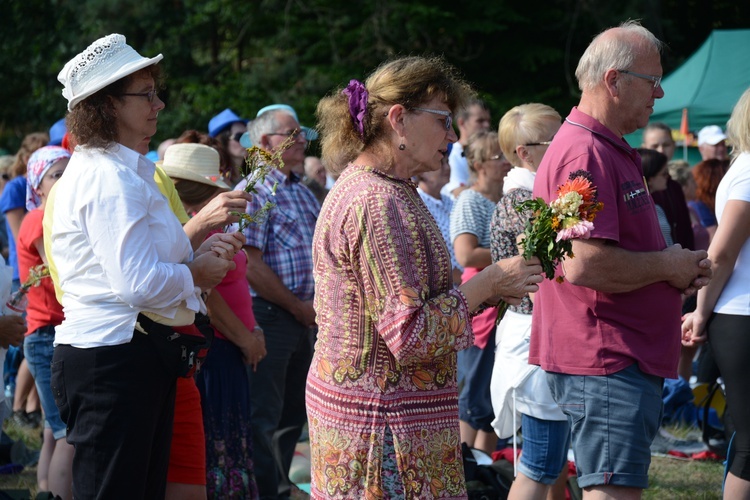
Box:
[51,331,177,500]
[708,313,750,480]
[249,297,314,499]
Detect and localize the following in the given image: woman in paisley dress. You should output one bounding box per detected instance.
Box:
[307,56,543,499]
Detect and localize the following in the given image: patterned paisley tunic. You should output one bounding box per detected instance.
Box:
[307,164,474,499]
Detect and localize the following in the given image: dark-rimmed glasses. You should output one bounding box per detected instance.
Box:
[120,89,158,103]
[412,107,453,131]
[232,132,244,142]
[525,140,553,147]
[618,70,662,89]
[267,129,306,141]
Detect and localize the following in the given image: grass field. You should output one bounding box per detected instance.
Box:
[0,420,726,499]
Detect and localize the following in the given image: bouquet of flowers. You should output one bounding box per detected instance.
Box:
[516,169,603,281]
[495,170,603,323]
[4,264,50,315]
[230,137,293,232]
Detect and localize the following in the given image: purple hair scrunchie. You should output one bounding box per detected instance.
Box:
[342,79,368,140]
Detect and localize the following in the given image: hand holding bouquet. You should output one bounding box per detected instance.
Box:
[516,169,603,282]
[496,170,602,324]
[4,264,50,315]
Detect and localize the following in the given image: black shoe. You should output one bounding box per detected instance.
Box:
[25,411,42,428]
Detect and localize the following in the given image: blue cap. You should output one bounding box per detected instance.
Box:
[238,104,318,148]
[208,108,247,137]
[49,118,67,146]
[145,150,160,162]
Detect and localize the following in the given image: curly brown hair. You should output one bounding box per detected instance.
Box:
[66,65,163,149]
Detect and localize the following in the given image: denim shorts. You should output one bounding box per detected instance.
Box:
[518,414,571,485]
[25,325,67,440]
[458,339,495,432]
[546,364,663,489]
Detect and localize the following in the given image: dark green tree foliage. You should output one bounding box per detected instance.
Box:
[2,0,750,152]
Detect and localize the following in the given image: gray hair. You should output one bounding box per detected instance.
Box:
[246,109,295,146]
[575,20,664,92]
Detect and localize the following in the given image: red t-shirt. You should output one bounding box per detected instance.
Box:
[528,107,682,379]
[17,209,64,335]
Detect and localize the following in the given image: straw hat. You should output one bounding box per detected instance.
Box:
[58,33,163,111]
[160,143,231,189]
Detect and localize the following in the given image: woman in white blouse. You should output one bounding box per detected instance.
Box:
[48,34,238,499]
[682,87,750,499]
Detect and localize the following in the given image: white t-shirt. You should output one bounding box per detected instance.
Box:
[50,144,202,348]
[441,142,469,198]
[714,152,750,315]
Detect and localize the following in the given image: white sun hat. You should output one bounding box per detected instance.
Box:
[58,33,163,111]
[159,143,231,190]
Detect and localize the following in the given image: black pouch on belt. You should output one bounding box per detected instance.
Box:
[136,312,214,378]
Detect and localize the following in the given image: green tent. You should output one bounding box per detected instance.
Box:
[625,29,750,161]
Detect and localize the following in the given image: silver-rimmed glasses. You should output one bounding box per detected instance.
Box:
[618,69,662,89]
[412,107,453,131]
[267,128,307,141]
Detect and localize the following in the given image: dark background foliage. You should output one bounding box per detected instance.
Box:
[1,0,749,153]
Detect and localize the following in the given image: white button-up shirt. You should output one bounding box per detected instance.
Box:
[50,144,201,348]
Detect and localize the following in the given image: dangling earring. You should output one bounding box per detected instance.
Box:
[399,142,406,151]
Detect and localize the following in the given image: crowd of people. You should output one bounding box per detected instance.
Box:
[0,18,748,500]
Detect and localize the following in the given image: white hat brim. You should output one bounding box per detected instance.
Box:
[64,54,163,111]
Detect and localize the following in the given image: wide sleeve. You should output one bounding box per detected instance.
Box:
[346,188,473,367]
[79,167,198,311]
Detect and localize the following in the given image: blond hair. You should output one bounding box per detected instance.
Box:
[498,103,561,164]
[727,86,750,157]
[316,56,474,174]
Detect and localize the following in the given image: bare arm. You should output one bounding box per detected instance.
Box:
[683,200,750,345]
[205,291,266,370]
[244,246,316,326]
[563,238,711,294]
[32,237,48,266]
[706,225,717,243]
[183,191,253,250]
[458,255,543,311]
[453,233,492,269]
